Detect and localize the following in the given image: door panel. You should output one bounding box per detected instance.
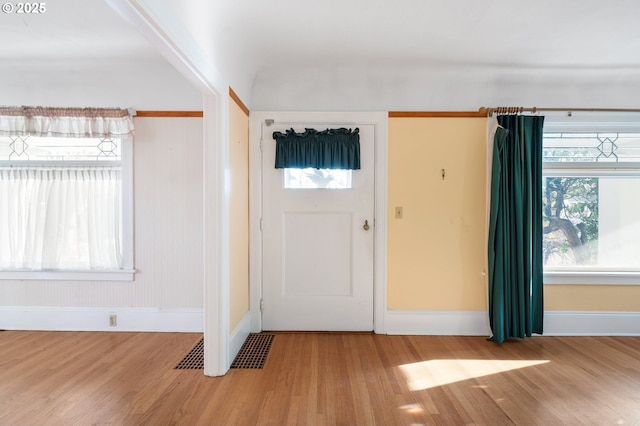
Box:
[262,123,374,331]
[283,212,353,297]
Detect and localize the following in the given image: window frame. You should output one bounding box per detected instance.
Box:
[0,135,135,281]
[543,113,640,285]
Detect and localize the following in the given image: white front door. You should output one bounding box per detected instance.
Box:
[262,122,375,331]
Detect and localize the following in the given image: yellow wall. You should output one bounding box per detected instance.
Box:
[229,96,250,330]
[387,115,640,314]
[387,117,487,310]
[545,285,640,311]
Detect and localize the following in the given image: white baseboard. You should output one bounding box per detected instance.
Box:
[384,310,491,336]
[0,306,203,332]
[383,309,640,336]
[544,311,640,336]
[229,311,251,366]
[3,307,636,337]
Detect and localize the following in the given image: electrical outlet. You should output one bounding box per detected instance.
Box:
[109,314,117,327]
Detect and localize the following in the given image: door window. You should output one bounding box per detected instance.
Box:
[283,168,353,189]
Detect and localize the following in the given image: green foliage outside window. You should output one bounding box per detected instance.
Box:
[542,177,598,266]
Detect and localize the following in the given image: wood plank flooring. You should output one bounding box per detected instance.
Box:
[1,331,639,425]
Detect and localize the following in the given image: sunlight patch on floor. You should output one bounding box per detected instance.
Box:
[398,359,550,391]
[398,403,424,415]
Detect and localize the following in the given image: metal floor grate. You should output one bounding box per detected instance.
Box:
[175,334,274,370]
[175,337,204,369]
[230,333,274,369]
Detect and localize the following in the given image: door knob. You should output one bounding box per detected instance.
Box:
[363,220,370,231]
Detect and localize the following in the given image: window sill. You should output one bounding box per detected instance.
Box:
[544,271,640,285]
[0,269,136,282]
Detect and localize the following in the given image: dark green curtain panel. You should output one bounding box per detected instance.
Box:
[273,128,360,170]
[488,115,545,344]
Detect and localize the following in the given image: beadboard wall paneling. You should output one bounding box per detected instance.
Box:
[133,117,204,308]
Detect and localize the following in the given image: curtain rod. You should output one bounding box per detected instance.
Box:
[480,107,640,117]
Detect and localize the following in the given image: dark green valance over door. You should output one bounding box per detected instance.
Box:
[273,128,360,170]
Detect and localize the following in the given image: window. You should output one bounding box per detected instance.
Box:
[543,117,640,284]
[284,168,353,189]
[0,107,134,281]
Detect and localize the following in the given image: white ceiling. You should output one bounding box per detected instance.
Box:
[0,0,151,60]
[3,0,640,110]
[177,0,640,68]
[0,0,202,109]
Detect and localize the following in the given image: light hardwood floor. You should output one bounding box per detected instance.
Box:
[1,331,639,425]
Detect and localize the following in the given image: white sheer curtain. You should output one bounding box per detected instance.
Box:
[0,167,122,270]
[0,106,132,272]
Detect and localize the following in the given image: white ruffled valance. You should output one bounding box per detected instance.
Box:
[0,106,135,138]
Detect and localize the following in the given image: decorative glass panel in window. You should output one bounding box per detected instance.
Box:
[543,132,640,162]
[0,136,121,161]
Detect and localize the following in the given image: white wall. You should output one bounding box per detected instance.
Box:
[0,117,204,331]
[0,59,202,111]
[251,64,640,111]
